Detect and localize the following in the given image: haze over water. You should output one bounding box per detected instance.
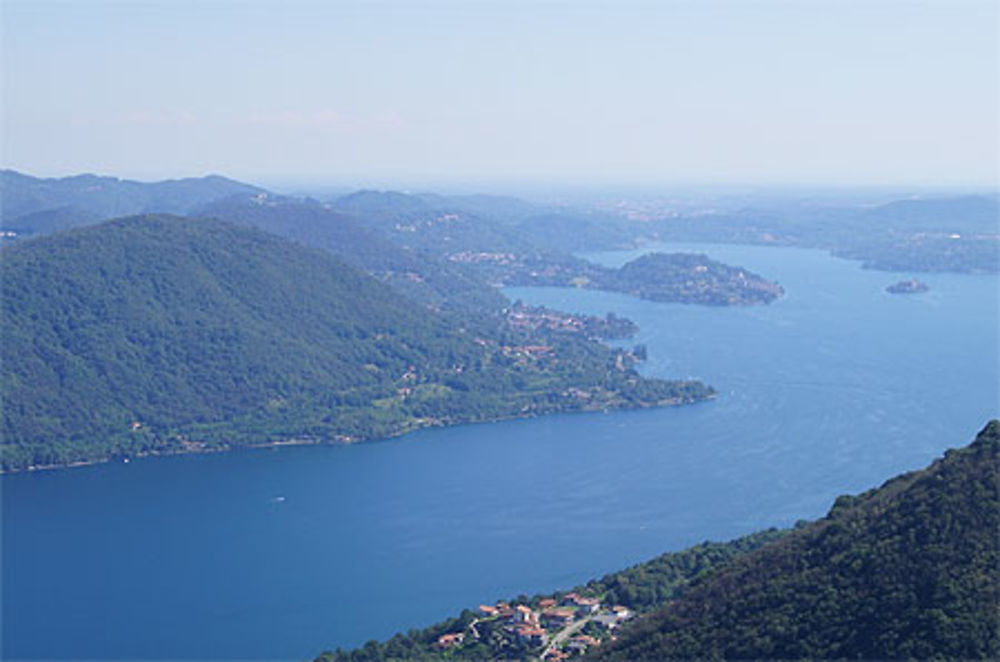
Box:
[3,243,997,659]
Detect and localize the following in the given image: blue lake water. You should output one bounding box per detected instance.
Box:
[3,242,998,660]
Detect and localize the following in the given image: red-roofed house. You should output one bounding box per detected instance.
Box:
[513,625,548,647]
[576,597,600,614]
[542,608,576,628]
[611,605,632,620]
[562,593,600,614]
[436,633,464,649]
[512,604,540,625]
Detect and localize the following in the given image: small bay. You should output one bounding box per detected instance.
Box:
[3,243,997,660]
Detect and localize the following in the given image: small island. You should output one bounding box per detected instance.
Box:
[886,278,929,295]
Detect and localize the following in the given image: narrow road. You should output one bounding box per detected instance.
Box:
[539,616,592,659]
[467,617,481,640]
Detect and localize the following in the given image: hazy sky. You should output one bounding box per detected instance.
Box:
[3,0,998,189]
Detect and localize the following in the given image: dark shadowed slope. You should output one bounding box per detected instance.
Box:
[313,423,998,662]
[591,421,1000,661]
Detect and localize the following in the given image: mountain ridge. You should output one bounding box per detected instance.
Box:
[0,169,263,233]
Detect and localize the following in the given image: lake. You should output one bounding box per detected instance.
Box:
[3,242,997,660]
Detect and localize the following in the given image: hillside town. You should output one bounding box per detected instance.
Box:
[435,592,633,659]
[505,302,639,340]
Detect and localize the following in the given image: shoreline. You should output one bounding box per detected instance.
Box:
[2,392,715,476]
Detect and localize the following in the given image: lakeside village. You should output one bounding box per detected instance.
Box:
[435,592,633,659]
[504,302,639,342]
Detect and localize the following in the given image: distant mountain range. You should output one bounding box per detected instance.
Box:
[650,194,1000,273]
[0,169,262,234]
[4,169,995,274]
[0,170,790,310]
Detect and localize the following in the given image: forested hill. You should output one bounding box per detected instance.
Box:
[197,195,506,312]
[329,188,640,255]
[591,421,1000,661]
[0,215,711,471]
[0,214,454,468]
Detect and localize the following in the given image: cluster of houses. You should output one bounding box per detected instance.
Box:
[543,634,602,661]
[500,344,556,360]
[505,303,637,343]
[506,307,589,334]
[393,212,464,234]
[436,592,633,657]
[448,250,519,265]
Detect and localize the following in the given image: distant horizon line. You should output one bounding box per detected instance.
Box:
[4,166,998,198]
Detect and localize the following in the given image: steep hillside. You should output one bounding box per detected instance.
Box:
[198,195,506,312]
[315,528,788,662]
[592,421,1000,661]
[313,422,999,661]
[1,215,711,471]
[330,189,648,256]
[331,189,543,255]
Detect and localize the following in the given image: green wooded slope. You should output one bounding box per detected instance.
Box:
[1,215,710,470]
[593,421,1000,661]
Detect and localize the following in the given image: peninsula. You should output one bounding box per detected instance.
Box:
[456,251,784,306]
[0,215,713,473]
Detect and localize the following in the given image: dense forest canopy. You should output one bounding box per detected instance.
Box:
[591,421,1000,661]
[197,195,507,312]
[0,214,711,471]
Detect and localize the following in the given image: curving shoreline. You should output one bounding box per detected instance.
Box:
[5,391,716,475]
